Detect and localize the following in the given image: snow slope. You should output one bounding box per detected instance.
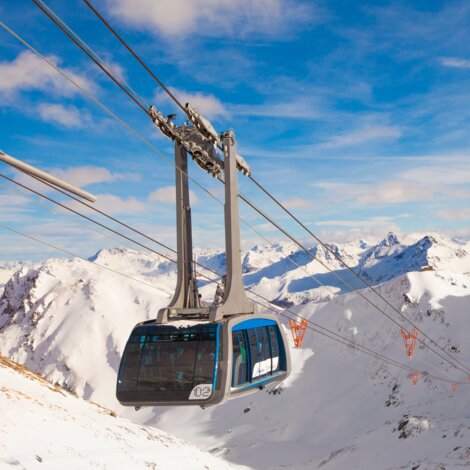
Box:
[1,232,470,469]
[141,270,470,469]
[0,355,243,470]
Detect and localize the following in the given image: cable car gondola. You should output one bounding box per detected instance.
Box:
[116,108,291,408]
[117,314,289,406]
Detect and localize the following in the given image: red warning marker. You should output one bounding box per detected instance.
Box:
[401,327,418,358]
[289,319,308,348]
[451,383,457,392]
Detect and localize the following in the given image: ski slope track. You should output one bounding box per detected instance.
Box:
[1,232,470,469]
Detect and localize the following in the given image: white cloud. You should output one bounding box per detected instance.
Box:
[315,216,397,228]
[313,180,431,205]
[107,0,313,39]
[313,158,470,206]
[0,192,33,223]
[439,57,470,69]
[356,180,434,205]
[156,87,228,119]
[94,194,147,214]
[233,99,323,120]
[148,185,199,205]
[0,51,95,97]
[282,197,315,209]
[37,103,84,128]
[435,208,470,221]
[52,166,122,187]
[0,192,31,207]
[16,165,141,192]
[321,125,402,149]
[401,165,470,186]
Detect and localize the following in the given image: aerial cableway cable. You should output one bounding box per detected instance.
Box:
[81,0,186,114]
[0,196,464,386]
[247,175,470,376]
[0,174,177,267]
[236,189,470,376]
[0,182,156,256]
[12,8,470,376]
[0,176,430,377]
[0,19,327,298]
[0,221,410,381]
[31,0,149,114]
[1,176,467,386]
[67,0,470,377]
[0,224,171,296]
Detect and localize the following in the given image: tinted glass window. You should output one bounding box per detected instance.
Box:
[194,340,217,385]
[247,327,272,380]
[138,340,198,391]
[117,327,217,394]
[268,325,280,373]
[247,329,258,379]
[117,342,144,391]
[256,327,271,378]
[232,331,248,387]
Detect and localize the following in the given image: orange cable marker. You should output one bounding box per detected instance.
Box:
[400,327,418,358]
[289,319,308,348]
[408,371,420,386]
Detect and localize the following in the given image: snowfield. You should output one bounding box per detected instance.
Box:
[1,232,470,469]
[0,355,243,469]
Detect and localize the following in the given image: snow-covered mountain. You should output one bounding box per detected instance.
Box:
[0,259,34,292]
[1,231,470,469]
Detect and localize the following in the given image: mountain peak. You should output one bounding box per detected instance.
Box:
[380,232,400,247]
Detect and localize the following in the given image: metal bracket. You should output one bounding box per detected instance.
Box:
[156,143,207,323]
[150,104,254,323]
[209,131,254,321]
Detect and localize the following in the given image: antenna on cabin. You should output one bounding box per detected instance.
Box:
[0,150,97,202]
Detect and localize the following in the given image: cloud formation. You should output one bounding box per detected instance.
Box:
[15,165,141,195]
[321,125,402,149]
[94,194,147,214]
[0,51,94,98]
[107,0,313,39]
[156,87,228,119]
[149,185,199,204]
[435,208,470,221]
[37,103,84,128]
[439,57,470,69]
[282,197,315,209]
[52,166,139,188]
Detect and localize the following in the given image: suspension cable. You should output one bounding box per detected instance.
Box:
[237,187,470,375]
[0,217,456,384]
[6,13,469,376]
[0,223,172,296]
[31,0,149,114]
[51,0,470,377]
[0,19,326,294]
[247,174,470,375]
[2,175,467,385]
[81,0,186,114]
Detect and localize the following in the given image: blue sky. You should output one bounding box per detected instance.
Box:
[1,0,470,261]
